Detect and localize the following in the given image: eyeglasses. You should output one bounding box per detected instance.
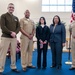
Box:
[9,7,14,9]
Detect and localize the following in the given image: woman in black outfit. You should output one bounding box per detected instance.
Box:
[36,17,50,69]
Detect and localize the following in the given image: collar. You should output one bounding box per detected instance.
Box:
[7,12,13,17]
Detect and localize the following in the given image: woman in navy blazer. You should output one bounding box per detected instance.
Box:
[49,15,66,69]
[36,17,50,69]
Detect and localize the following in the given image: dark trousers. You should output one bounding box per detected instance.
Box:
[37,43,48,68]
[50,42,62,67]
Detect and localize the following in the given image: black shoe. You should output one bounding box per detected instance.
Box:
[0,72,2,75]
[37,67,41,69]
[50,65,56,68]
[12,69,20,73]
[27,66,36,68]
[42,67,46,69]
[57,66,61,70]
[69,67,75,70]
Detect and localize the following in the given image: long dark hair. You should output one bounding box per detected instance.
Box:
[39,17,46,25]
[52,15,61,25]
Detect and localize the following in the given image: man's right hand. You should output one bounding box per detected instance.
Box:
[28,34,33,40]
[11,32,16,38]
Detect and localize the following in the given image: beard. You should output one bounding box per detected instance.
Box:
[25,15,30,19]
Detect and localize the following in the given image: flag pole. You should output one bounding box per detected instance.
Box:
[65,30,72,64]
[65,0,75,64]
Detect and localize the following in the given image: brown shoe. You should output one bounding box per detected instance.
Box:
[11,69,20,73]
[23,68,27,72]
[27,66,36,68]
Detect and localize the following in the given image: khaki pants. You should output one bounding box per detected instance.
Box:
[20,37,33,68]
[71,38,75,67]
[0,37,17,72]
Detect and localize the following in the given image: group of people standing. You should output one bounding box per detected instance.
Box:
[0,2,75,75]
[0,3,36,74]
[36,15,66,70]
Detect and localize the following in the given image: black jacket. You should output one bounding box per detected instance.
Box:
[36,25,50,42]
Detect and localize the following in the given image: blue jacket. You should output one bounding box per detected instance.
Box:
[49,23,66,43]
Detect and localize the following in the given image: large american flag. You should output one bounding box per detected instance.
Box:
[70,0,75,23]
[72,0,75,12]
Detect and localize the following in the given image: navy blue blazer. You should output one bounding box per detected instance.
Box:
[49,23,66,43]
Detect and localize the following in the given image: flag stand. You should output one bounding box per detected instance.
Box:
[65,31,72,65]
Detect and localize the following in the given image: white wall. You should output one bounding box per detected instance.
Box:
[0,0,71,41]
